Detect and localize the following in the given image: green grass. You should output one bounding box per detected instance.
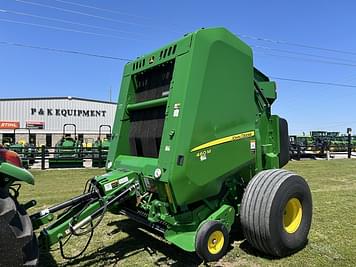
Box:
[19,160,356,266]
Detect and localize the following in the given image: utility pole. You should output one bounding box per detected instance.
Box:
[347,128,352,159]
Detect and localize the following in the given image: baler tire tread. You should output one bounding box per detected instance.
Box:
[242,168,283,255]
[251,169,284,255]
[240,169,312,257]
[0,188,39,266]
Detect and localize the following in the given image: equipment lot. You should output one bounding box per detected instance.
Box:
[20,160,356,266]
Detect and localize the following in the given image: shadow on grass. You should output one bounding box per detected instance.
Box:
[38,217,304,266]
[237,234,309,260]
[38,248,58,267]
[57,218,203,267]
[238,240,277,259]
[228,219,281,260]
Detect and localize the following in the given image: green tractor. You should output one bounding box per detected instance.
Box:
[290,135,316,159]
[8,128,36,168]
[92,125,112,168]
[48,124,83,168]
[0,28,312,264]
[0,148,39,265]
[329,135,348,152]
[297,135,314,151]
[352,136,356,152]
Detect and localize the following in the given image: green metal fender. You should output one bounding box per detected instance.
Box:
[0,162,35,185]
[164,204,235,252]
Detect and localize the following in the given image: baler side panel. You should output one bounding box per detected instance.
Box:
[168,28,256,205]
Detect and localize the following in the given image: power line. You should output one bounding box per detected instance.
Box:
[0,40,131,61]
[51,0,155,21]
[13,0,180,33]
[0,8,147,37]
[3,39,356,90]
[52,0,183,32]
[251,45,356,64]
[10,1,353,57]
[9,1,356,58]
[238,33,356,56]
[0,18,142,41]
[12,0,146,27]
[312,121,356,128]
[271,77,356,88]
[255,51,356,68]
[2,11,352,63]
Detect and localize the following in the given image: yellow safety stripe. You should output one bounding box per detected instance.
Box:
[191,130,255,152]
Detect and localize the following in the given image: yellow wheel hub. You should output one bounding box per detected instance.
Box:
[283,198,302,233]
[207,230,224,254]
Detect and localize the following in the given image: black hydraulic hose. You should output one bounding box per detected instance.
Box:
[83,177,96,194]
[47,181,136,260]
[58,183,107,258]
[69,184,136,235]
[69,197,106,236]
[49,229,74,252]
[59,183,136,259]
[59,222,94,260]
[9,183,21,199]
[68,183,106,236]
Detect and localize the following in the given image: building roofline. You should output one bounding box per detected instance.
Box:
[0,96,116,105]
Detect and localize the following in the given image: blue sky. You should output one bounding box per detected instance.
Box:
[1,0,355,134]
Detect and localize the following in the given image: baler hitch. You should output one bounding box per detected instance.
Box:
[30,191,98,223]
[70,184,136,234]
[31,178,138,259]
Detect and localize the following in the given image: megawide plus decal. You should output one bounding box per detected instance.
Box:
[191,131,255,152]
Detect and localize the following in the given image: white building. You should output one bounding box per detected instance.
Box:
[0,97,116,147]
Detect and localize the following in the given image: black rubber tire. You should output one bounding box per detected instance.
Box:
[195,220,229,262]
[240,169,312,257]
[0,188,39,266]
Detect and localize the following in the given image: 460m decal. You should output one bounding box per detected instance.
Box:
[191,130,255,152]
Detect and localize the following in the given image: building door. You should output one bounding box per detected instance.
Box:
[46,134,52,147]
[2,133,15,145]
[29,134,36,146]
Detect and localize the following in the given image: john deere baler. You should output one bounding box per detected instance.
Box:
[0,27,312,265]
[102,27,311,260]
